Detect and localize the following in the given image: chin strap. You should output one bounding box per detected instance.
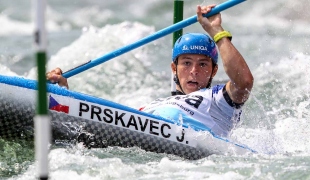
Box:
[172,63,186,95]
[174,90,185,95]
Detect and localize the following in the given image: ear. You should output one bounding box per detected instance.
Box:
[171,62,177,74]
[212,64,218,78]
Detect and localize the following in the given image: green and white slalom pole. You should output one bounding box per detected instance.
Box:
[171,0,183,95]
[33,0,50,179]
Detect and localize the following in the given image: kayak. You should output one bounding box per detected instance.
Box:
[0,74,256,159]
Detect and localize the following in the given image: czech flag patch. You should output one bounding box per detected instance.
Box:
[49,95,69,113]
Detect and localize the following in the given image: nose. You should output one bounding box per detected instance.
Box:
[190,64,199,75]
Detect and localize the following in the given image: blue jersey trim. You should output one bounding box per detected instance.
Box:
[212,84,225,94]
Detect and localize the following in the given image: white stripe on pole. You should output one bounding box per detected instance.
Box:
[34,115,50,179]
[34,0,47,51]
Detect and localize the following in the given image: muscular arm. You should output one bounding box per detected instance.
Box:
[217,38,253,104]
[197,5,253,104]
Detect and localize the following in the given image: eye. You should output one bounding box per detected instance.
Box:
[200,63,207,67]
[181,61,191,66]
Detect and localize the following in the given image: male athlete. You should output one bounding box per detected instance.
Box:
[47,5,253,137]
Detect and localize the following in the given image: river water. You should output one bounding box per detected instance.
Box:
[1,0,310,179]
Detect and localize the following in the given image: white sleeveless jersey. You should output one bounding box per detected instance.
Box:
[141,85,242,137]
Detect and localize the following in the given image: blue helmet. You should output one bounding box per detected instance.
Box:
[172,33,218,64]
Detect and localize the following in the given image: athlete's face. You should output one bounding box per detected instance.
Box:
[171,54,218,94]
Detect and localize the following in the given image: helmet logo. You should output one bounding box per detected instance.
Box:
[190,45,208,51]
[181,45,208,51]
[182,45,189,51]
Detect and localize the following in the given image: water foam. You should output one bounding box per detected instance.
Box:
[233,53,310,155]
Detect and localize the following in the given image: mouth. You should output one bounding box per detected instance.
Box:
[187,80,199,86]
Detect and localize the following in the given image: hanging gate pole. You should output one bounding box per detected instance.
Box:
[33,0,50,179]
[171,0,184,95]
